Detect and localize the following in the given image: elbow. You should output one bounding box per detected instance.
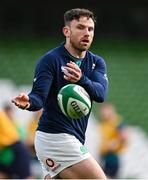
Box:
[95,90,108,103]
[99,96,105,103]
[96,83,108,103]
[99,85,108,103]
[95,96,105,103]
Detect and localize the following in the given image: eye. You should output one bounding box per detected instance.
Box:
[88,27,94,32]
[77,25,84,30]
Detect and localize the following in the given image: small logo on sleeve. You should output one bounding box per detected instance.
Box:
[33,77,37,82]
[104,74,108,81]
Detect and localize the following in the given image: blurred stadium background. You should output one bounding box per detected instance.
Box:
[0,0,148,178]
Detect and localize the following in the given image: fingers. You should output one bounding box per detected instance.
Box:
[63,61,82,82]
[11,97,19,106]
[12,99,30,110]
[63,66,79,77]
[11,93,30,110]
[19,93,29,101]
[63,67,81,82]
[67,61,81,72]
[18,103,30,110]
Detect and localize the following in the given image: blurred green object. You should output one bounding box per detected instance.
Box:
[0,147,14,165]
[0,37,148,134]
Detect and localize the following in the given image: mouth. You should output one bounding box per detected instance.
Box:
[81,39,90,45]
[82,39,89,43]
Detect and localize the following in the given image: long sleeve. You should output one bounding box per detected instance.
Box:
[27,55,54,111]
[77,56,108,102]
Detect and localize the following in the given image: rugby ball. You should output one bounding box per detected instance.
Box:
[57,84,91,119]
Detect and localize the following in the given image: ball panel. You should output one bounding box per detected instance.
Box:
[73,85,91,109]
[58,84,75,115]
[57,94,67,116]
[60,84,91,109]
[67,97,90,119]
[57,84,91,119]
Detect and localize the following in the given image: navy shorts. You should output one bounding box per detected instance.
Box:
[0,141,32,178]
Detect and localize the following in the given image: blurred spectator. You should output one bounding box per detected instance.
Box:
[25,109,42,159]
[3,103,26,140]
[0,105,33,179]
[98,102,128,179]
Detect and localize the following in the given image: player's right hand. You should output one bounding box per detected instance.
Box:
[11,93,30,110]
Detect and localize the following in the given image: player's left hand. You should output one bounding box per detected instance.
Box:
[11,93,30,110]
[63,61,82,83]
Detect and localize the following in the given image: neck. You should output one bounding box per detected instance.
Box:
[64,43,86,59]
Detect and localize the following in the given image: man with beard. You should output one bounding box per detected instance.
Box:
[12,8,108,179]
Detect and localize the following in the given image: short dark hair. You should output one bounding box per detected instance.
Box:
[64,8,96,26]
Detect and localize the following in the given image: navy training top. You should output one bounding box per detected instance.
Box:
[27,43,108,144]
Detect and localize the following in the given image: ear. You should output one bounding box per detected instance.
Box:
[62,26,70,38]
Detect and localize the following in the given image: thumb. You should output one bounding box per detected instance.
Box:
[19,93,29,101]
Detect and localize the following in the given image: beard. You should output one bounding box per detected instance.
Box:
[70,38,92,52]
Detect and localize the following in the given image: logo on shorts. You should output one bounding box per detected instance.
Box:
[46,158,61,172]
[80,146,88,154]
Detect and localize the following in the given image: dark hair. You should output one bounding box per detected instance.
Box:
[64,8,96,26]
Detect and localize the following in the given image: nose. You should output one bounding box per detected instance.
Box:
[84,28,90,35]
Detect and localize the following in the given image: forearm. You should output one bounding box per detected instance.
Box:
[77,74,108,102]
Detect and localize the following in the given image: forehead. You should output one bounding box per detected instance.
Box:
[70,16,95,27]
